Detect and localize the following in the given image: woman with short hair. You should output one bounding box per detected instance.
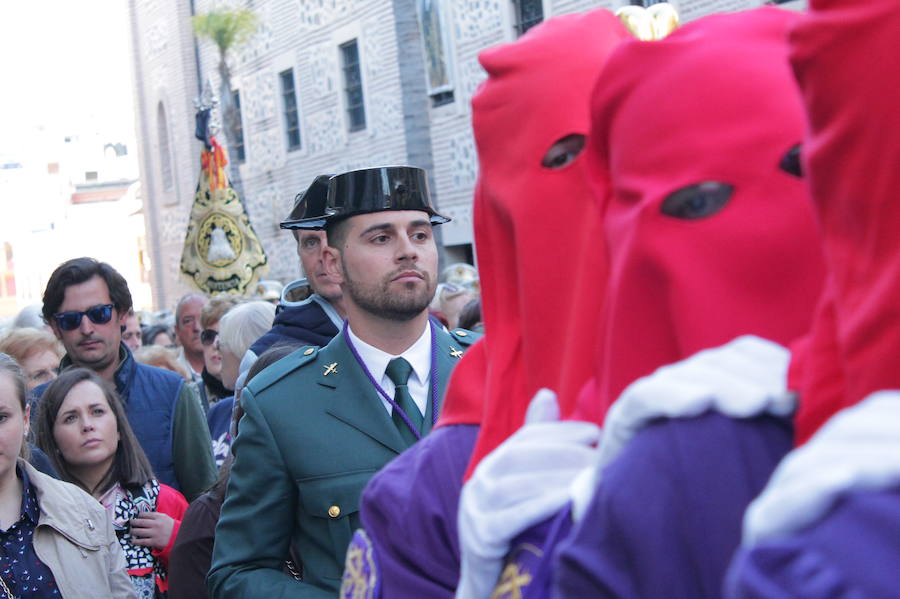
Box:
[216,300,276,391]
[197,296,242,411]
[132,345,191,381]
[206,300,275,466]
[0,327,63,390]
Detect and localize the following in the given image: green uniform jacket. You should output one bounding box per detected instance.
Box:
[208,325,478,598]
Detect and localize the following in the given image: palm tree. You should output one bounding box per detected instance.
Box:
[192,8,259,197]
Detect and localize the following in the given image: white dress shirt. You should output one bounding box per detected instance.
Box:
[346,323,432,416]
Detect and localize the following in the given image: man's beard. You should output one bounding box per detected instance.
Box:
[71,335,117,371]
[343,263,435,322]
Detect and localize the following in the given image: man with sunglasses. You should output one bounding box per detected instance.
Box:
[33,257,217,501]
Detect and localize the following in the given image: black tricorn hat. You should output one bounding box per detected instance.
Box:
[280,174,334,230]
[287,166,451,230]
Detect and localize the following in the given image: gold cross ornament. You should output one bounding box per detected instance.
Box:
[324,362,338,376]
[450,347,463,358]
[490,562,533,599]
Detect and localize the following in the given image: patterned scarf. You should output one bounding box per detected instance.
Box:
[100,480,163,599]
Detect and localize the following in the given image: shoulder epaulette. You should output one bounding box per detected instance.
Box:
[246,345,320,394]
[449,328,481,347]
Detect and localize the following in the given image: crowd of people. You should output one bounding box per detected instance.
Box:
[0,166,482,598]
[0,0,895,597]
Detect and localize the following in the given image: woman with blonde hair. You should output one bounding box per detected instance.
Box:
[0,327,63,390]
[0,354,134,598]
[133,345,191,381]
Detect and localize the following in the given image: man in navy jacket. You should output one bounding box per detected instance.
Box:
[33,257,216,501]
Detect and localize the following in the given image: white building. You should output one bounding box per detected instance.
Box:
[0,129,152,320]
[0,0,153,322]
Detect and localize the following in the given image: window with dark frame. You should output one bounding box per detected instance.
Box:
[279,69,302,150]
[431,90,454,107]
[418,0,455,108]
[513,0,543,37]
[340,40,366,132]
[232,90,246,163]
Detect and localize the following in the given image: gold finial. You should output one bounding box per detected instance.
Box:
[615,3,680,41]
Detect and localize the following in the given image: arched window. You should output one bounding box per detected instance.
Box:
[157,102,174,191]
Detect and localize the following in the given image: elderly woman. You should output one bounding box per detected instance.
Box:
[216,301,276,391]
[132,345,191,381]
[0,327,64,390]
[206,301,275,466]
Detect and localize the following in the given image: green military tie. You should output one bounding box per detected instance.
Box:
[385,357,423,443]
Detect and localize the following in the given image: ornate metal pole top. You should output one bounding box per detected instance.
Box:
[193,77,221,149]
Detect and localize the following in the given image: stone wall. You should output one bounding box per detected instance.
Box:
[129,0,202,309]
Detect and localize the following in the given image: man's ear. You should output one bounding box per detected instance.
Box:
[322,246,344,284]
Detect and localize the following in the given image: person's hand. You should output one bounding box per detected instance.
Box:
[130,512,176,550]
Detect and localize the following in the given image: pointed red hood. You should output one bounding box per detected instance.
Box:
[584,8,826,418]
[791,0,900,442]
[445,9,629,477]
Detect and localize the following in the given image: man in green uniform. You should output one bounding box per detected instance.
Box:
[209,166,478,598]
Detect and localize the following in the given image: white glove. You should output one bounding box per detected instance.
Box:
[455,389,601,599]
[597,335,796,471]
[743,391,900,546]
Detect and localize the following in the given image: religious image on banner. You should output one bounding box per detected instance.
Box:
[180,101,268,294]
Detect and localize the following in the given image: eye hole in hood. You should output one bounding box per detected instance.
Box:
[779,144,803,178]
[541,134,586,169]
[660,181,734,220]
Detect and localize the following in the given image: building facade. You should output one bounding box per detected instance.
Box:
[129,0,801,310]
[0,125,151,323]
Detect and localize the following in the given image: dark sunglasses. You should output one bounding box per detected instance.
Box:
[53,304,115,331]
[200,329,219,346]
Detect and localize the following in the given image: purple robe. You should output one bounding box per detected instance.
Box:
[552,412,792,599]
[726,486,900,599]
[341,424,479,599]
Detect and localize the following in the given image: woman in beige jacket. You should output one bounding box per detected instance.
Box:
[0,353,134,599]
